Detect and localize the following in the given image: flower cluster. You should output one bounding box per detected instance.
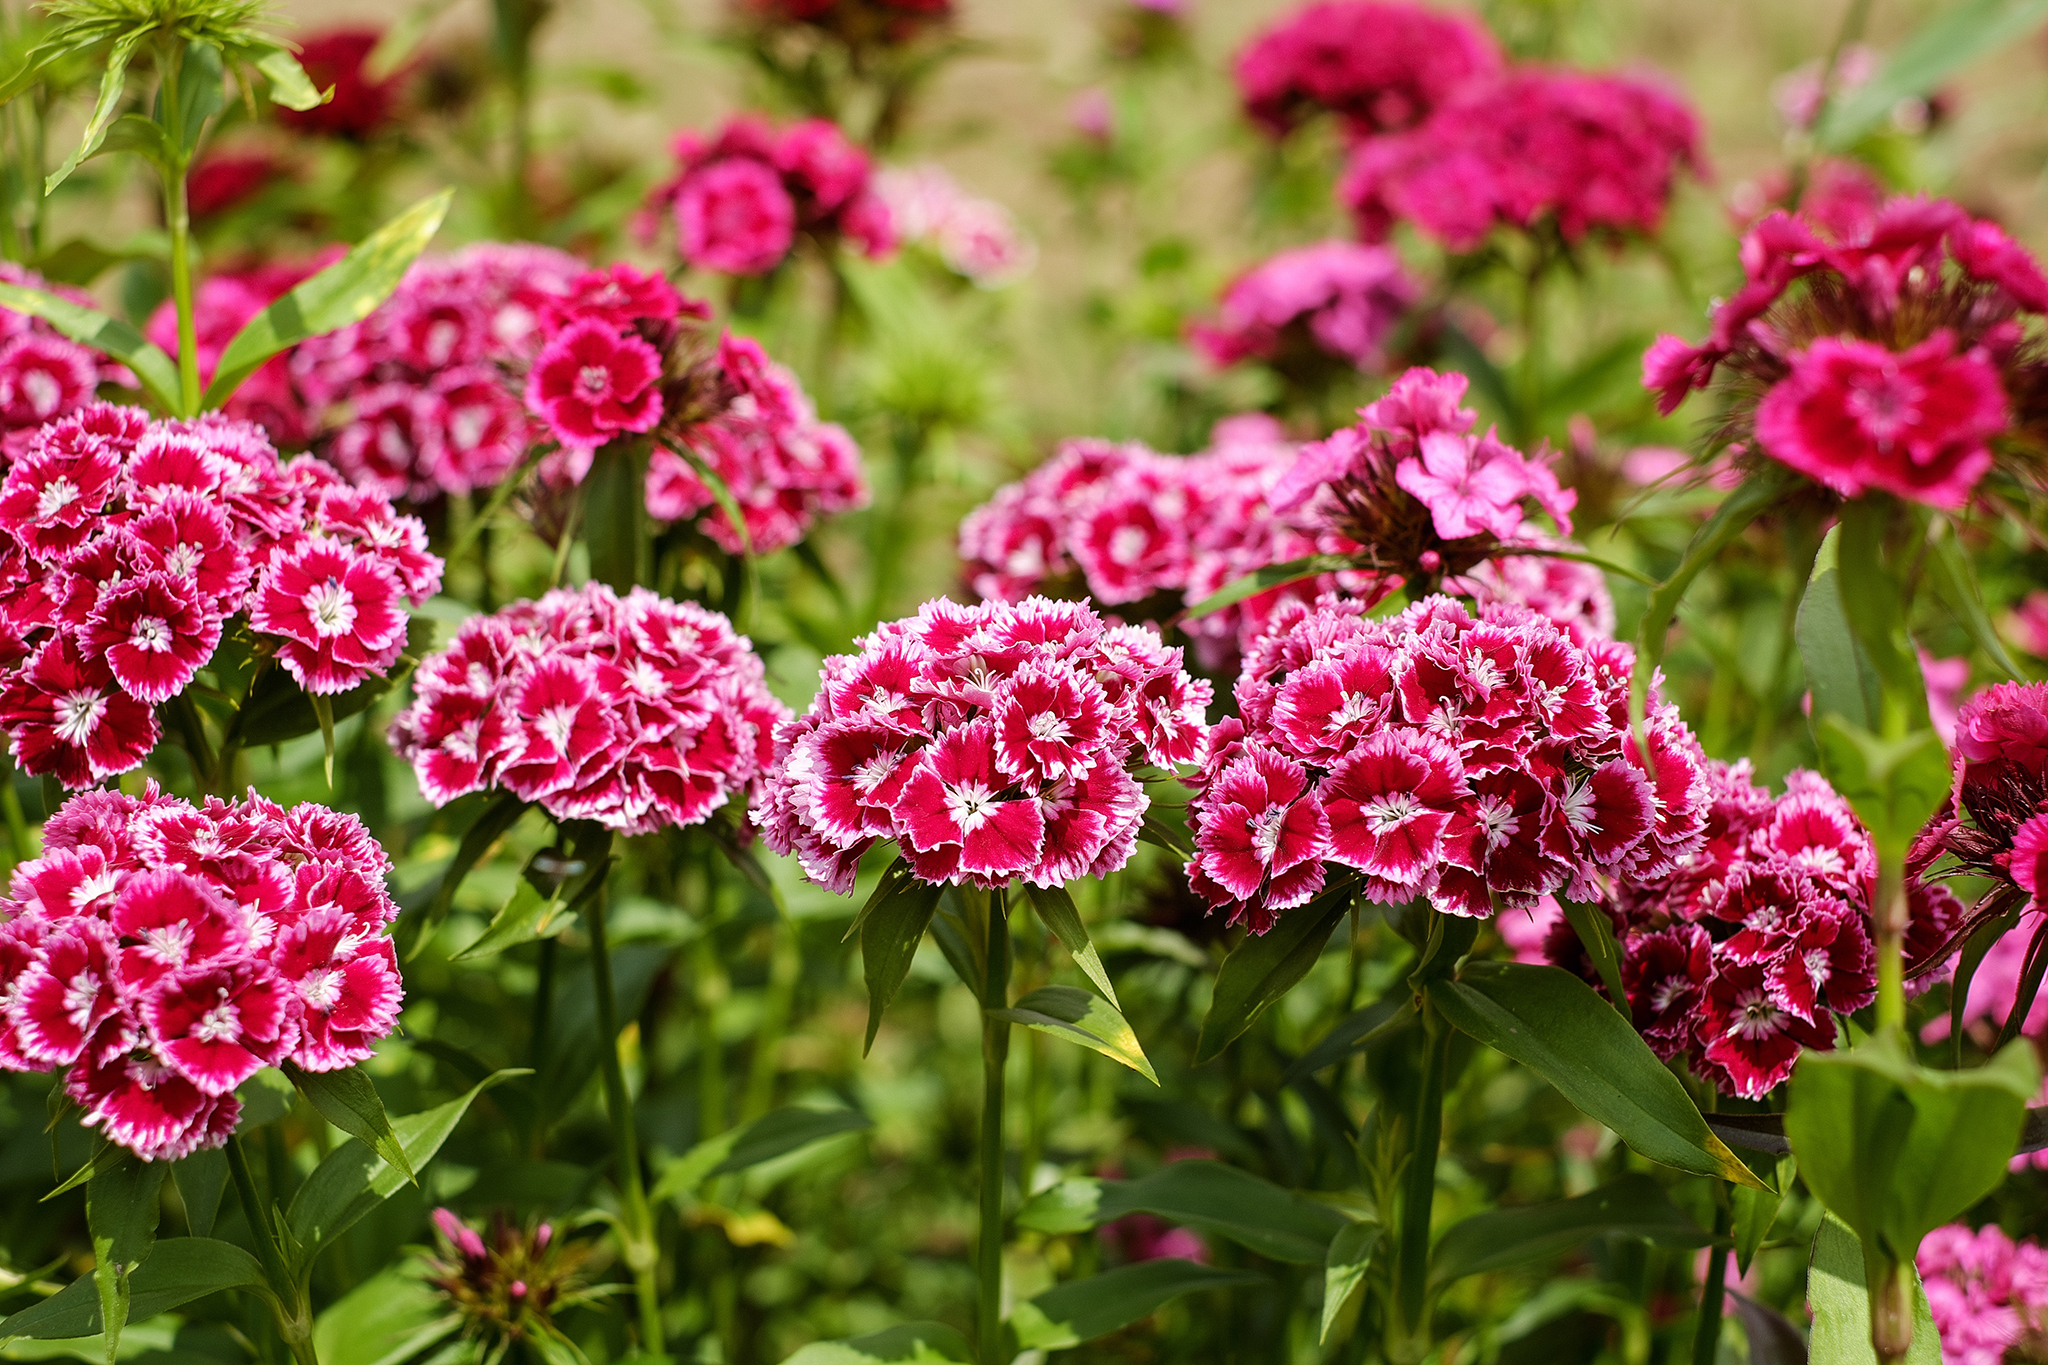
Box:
[520,262,689,472]
[292,244,587,499]
[0,263,128,456]
[1340,69,1702,252]
[1188,241,1418,377]
[1913,682,2048,915]
[426,1209,594,1351]
[1185,593,1709,932]
[1643,195,2048,508]
[957,420,1362,668]
[643,331,869,554]
[739,0,953,47]
[0,784,403,1159]
[388,582,787,836]
[875,164,1037,287]
[1918,1223,2048,1365]
[0,405,441,786]
[642,115,895,277]
[758,596,1213,894]
[1573,760,1964,1098]
[1234,1,1501,139]
[1271,367,1577,587]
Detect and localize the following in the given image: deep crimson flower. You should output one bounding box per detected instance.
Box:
[249,541,409,695]
[67,1050,233,1161]
[187,151,286,219]
[676,159,798,276]
[82,572,220,704]
[1188,746,1329,926]
[6,918,122,1067]
[1621,923,1711,1060]
[276,29,401,139]
[1235,1,1500,137]
[0,438,122,559]
[1697,957,1834,1100]
[523,319,663,451]
[1752,331,2006,508]
[760,597,1211,894]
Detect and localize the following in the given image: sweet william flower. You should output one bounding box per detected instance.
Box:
[250,541,409,696]
[82,572,219,705]
[896,720,1047,883]
[0,633,161,787]
[676,158,799,276]
[523,319,663,452]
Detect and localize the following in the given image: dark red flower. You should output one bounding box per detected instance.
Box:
[276,29,401,140]
[0,633,160,787]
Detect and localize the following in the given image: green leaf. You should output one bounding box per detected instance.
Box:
[1812,718,1951,859]
[1180,554,1355,622]
[286,1064,412,1183]
[1195,886,1350,1063]
[233,621,427,746]
[0,1238,268,1342]
[582,439,647,596]
[234,1066,297,1131]
[1014,1159,1349,1263]
[1732,1155,1792,1275]
[1008,1260,1265,1351]
[285,1070,528,1273]
[170,1149,227,1238]
[1951,903,2026,1066]
[86,1156,164,1363]
[1282,991,1416,1085]
[1560,900,1628,1017]
[171,41,225,156]
[780,1322,971,1364]
[312,1265,459,1365]
[1797,527,1883,732]
[1924,521,2027,682]
[0,281,180,412]
[1834,501,1929,718]
[1137,808,1192,861]
[928,890,983,1003]
[46,30,141,195]
[1321,1221,1379,1346]
[1428,1174,1708,1289]
[991,985,1158,1084]
[93,114,171,170]
[451,865,604,962]
[253,45,325,111]
[1732,1290,1809,1365]
[201,190,453,409]
[311,694,336,789]
[1426,963,1766,1188]
[43,1140,128,1201]
[859,875,943,1053]
[1816,0,2048,150]
[1784,1034,2036,1266]
[1020,881,1117,1007]
[1807,1214,1941,1365]
[707,1105,873,1179]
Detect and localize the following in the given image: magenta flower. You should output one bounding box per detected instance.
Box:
[524,318,663,452]
[759,598,1212,894]
[0,262,130,451]
[1188,746,1330,923]
[390,584,787,836]
[1320,731,1465,888]
[250,541,409,696]
[1752,331,2006,508]
[0,633,160,787]
[1918,1223,2048,1365]
[676,158,799,276]
[0,785,404,1158]
[1235,1,1501,138]
[1189,241,1417,374]
[82,573,218,705]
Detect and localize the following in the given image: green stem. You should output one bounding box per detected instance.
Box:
[1691,1196,1732,1365]
[1874,850,1907,1033]
[977,888,1013,1365]
[587,885,665,1357]
[1394,996,1450,1361]
[0,760,30,876]
[694,930,727,1138]
[741,916,800,1125]
[224,1137,319,1365]
[528,935,555,1153]
[155,41,199,417]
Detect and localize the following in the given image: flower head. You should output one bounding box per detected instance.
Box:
[1235,1,1501,138]
[523,319,664,452]
[1189,241,1417,377]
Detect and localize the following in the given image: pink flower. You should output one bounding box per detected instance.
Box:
[0,633,160,787]
[1321,730,1466,886]
[1753,331,2006,508]
[895,720,1047,883]
[1918,1223,2048,1365]
[0,335,100,430]
[272,910,403,1071]
[7,918,123,1068]
[68,1051,233,1162]
[81,572,220,705]
[541,263,686,332]
[0,438,123,560]
[676,158,799,275]
[1189,745,1328,927]
[143,961,292,1096]
[523,319,663,452]
[1190,241,1416,373]
[250,541,409,695]
[1235,1,1501,138]
[2010,591,2048,660]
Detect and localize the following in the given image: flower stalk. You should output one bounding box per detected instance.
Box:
[225,1136,320,1365]
[1391,993,1450,1362]
[585,880,665,1357]
[978,886,1013,1365]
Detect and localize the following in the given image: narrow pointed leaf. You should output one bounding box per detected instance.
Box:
[46,31,141,194]
[202,190,452,408]
[1195,887,1350,1063]
[170,1149,227,1239]
[44,1140,126,1201]
[860,877,943,1052]
[0,282,179,411]
[87,1156,164,1362]
[253,45,325,111]
[286,1064,412,1182]
[1428,1174,1708,1288]
[1427,962,1766,1188]
[1732,1155,1791,1275]
[1321,1222,1380,1345]
[992,984,1157,1083]
[1021,881,1117,1006]
[1283,991,1415,1085]
[311,694,336,788]
[1181,555,1354,622]
[708,1105,872,1178]
[780,1322,971,1364]
[1924,523,2027,682]
[0,1238,268,1342]
[1009,1261,1264,1350]
[415,791,528,942]
[1561,899,1629,1017]
[1816,0,2048,149]
[1015,1158,1347,1262]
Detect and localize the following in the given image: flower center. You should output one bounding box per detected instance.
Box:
[1729,989,1786,1040]
[303,578,359,638]
[53,688,106,745]
[1360,792,1425,835]
[62,969,101,1028]
[128,615,173,653]
[301,968,343,1012]
[944,781,1001,833]
[139,922,196,966]
[577,364,612,397]
[1250,805,1288,864]
[536,704,578,753]
[165,543,202,578]
[36,476,81,520]
[71,870,120,910]
[192,996,243,1044]
[1027,711,1071,743]
[1844,368,1923,449]
[22,368,61,418]
[1107,524,1151,566]
[1650,976,1691,1013]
